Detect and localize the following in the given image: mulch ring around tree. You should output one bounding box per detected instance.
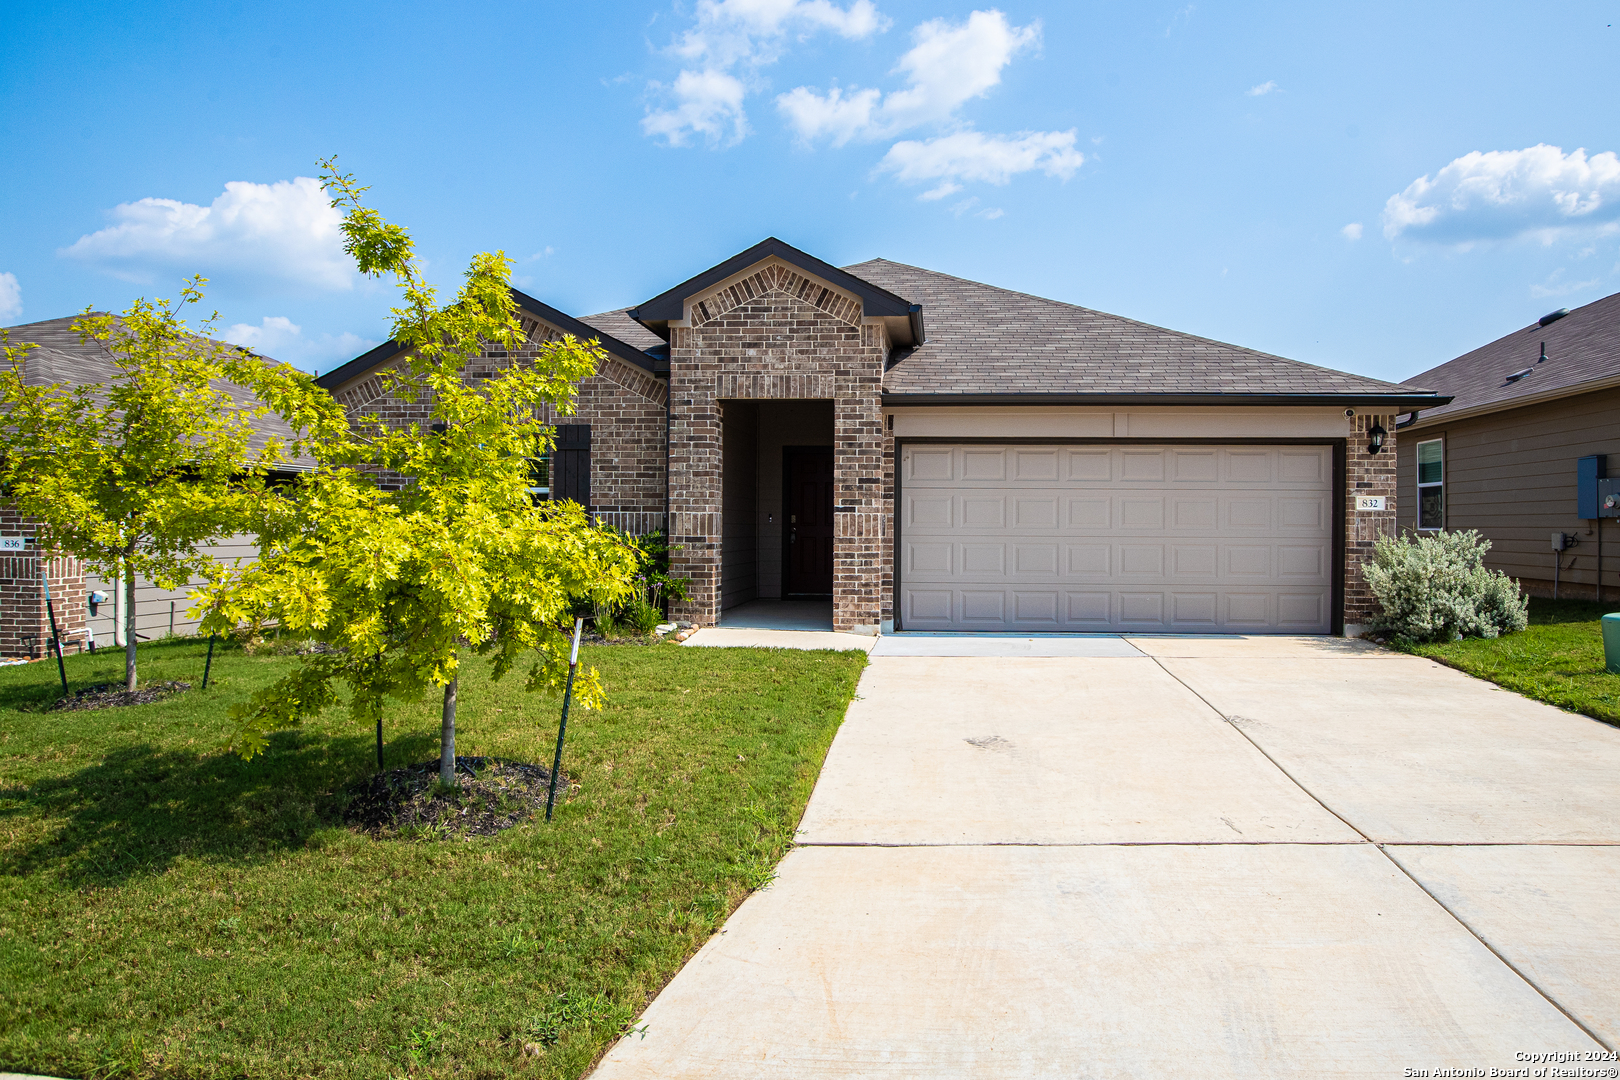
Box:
[51,680,191,711]
[343,756,573,839]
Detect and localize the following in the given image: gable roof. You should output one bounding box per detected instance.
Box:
[630,237,924,346]
[854,260,1445,407]
[1399,290,1620,426]
[313,288,663,392]
[4,314,313,468]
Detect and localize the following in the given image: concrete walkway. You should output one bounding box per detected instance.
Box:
[594,636,1620,1077]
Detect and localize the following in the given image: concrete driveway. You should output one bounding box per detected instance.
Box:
[593,636,1620,1077]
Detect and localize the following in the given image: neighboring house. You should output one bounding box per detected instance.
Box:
[318,237,1444,636]
[1395,292,1620,601]
[0,315,306,657]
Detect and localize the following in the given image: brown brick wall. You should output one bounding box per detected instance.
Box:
[667,262,889,632]
[329,310,668,530]
[1345,412,1398,627]
[0,507,88,659]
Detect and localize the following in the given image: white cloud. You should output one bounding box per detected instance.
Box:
[1382,144,1620,244]
[1341,222,1363,240]
[778,9,1040,144]
[642,69,749,146]
[0,273,20,321]
[1246,80,1278,96]
[61,177,351,290]
[877,129,1084,200]
[644,0,888,147]
[224,316,378,371]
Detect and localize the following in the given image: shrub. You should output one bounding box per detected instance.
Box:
[1364,530,1529,642]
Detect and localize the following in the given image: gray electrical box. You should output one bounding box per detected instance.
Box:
[1600,477,1620,518]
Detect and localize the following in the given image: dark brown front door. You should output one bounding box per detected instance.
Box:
[784,446,834,596]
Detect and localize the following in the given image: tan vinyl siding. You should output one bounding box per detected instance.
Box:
[1397,385,1620,597]
[82,534,259,644]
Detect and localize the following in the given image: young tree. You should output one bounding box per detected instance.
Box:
[203,162,640,783]
[0,286,341,690]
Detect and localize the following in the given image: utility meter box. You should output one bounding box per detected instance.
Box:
[1578,455,1608,518]
[1599,478,1620,518]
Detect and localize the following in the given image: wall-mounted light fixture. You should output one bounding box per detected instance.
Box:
[1368,421,1387,455]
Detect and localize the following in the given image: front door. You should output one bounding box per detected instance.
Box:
[784,446,835,596]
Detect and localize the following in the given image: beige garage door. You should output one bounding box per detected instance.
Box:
[899,444,1334,634]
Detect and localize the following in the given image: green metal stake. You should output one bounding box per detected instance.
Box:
[41,573,68,696]
[201,634,217,689]
[545,618,585,822]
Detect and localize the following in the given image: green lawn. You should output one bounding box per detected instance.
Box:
[0,637,867,1080]
[1393,597,1620,727]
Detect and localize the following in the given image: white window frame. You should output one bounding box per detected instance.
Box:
[1416,438,1444,531]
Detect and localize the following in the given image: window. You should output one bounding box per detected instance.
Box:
[1416,438,1444,530]
[527,450,551,501]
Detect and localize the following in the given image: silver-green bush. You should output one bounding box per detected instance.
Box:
[1363,530,1529,642]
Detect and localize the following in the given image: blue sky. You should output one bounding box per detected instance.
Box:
[2,0,1618,384]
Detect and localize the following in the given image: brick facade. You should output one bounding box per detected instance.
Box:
[1344,411,1398,628]
[317,263,1415,638]
[666,261,889,632]
[328,308,668,532]
[0,507,88,659]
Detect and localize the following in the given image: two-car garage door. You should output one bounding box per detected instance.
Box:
[899,444,1335,634]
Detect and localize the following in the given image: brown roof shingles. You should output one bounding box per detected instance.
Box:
[847,258,1424,399]
[1399,290,1620,420]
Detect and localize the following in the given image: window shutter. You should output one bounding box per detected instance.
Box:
[553,424,591,509]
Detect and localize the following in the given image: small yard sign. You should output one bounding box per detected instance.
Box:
[1356,496,1386,511]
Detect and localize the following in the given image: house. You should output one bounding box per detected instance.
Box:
[318,238,1444,636]
[0,314,306,657]
[1394,292,1620,601]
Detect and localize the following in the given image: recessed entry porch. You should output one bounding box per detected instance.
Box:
[719,399,836,630]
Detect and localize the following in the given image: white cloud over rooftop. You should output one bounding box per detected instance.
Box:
[1383,144,1620,245]
[60,177,352,291]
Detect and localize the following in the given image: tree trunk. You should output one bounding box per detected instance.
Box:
[124,564,138,692]
[439,675,458,787]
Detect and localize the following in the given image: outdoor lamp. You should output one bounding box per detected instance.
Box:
[1367,422,1387,455]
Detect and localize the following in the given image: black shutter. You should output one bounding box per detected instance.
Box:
[553,424,591,509]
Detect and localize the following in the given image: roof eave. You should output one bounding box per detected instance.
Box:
[1402,372,1620,429]
[313,289,664,394]
[882,392,1453,408]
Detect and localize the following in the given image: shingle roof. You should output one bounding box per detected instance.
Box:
[1399,291,1620,422]
[578,308,666,352]
[3,314,313,468]
[849,259,1438,403]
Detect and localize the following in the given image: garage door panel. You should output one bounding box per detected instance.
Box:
[909,449,956,481]
[1172,497,1218,530]
[900,444,1333,633]
[1014,450,1060,481]
[1121,450,1166,481]
[961,449,1006,480]
[1226,451,1273,483]
[961,497,1005,528]
[1171,450,1218,482]
[1067,545,1110,575]
[1066,450,1112,481]
[1067,497,1110,527]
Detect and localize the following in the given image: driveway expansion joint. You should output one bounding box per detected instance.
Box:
[1148,653,1618,1056]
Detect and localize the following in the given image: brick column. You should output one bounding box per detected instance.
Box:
[1344,412,1398,630]
[0,509,88,659]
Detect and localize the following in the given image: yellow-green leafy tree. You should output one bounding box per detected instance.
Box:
[0,286,340,691]
[202,162,640,784]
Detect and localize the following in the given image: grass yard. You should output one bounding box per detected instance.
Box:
[1393,596,1620,727]
[0,637,867,1080]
